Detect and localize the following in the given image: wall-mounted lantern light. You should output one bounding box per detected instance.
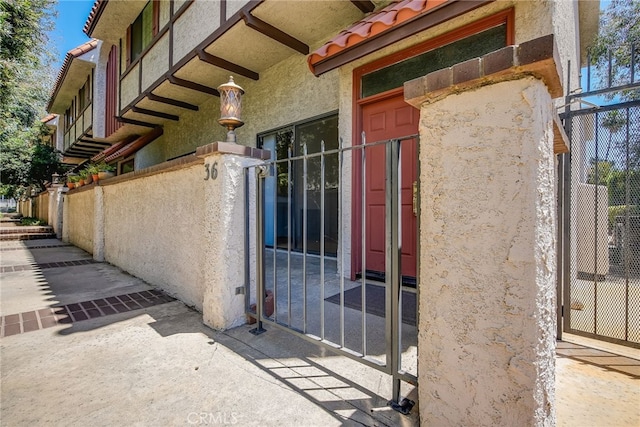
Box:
[51,173,61,187]
[218,76,244,143]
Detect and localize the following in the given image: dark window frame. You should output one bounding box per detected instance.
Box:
[126,0,160,66]
[353,8,515,104]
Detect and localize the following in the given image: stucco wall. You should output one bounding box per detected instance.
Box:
[159,0,170,29]
[150,96,225,164]
[141,32,170,91]
[33,192,49,223]
[226,0,250,18]
[92,41,109,139]
[172,1,220,63]
[152,47,340,165]
[417,77,557,425]
[136,137,168,170]
[120,64,139,108]
[65,189,96,254]
[102,165,205,310]
[240,52,340,144]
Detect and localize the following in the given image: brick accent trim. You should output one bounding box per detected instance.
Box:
[404,34,568,153]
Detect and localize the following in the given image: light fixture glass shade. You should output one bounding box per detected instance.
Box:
[218,76,244,143]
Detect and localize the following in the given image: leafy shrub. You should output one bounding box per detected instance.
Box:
[19,217,46,226]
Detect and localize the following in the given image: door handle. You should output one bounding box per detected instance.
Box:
[412,181,418,216]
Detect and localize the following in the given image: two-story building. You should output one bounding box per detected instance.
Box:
[48,0,600,424]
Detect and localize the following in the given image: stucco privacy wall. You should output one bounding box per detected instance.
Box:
[102,164,205,310]
[415,78,557,425]
[64,188,95,254]
[201,151,262,330]
[34,192,49,223]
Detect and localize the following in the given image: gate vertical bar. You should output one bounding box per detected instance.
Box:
[244,167,252,314]
[339,138,345,348]
[557,153,564,340]
[385,138,402,401]
[320,140,326,340]
[287,145,293,327]
[562,60,573,335]
[361,132,367,355]
[303,142,308,333]
[272,160,278,323]
[250,166,266,335]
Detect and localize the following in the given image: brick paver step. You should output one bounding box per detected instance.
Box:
[0,226,53,234]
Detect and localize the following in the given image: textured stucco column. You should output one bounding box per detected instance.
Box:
[55,188,67,239]
[198,142,266,330]
[93,186,105,262]
[47,188,56,228]
[61,192,70,243]
[414,78,557,425]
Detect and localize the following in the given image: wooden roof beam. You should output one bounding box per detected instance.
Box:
[196,49,259,81]
[351,1,375,13]
[147,93,199,111]
[132,106,179,121]
[241,12,309,55]
[168,75,220,96]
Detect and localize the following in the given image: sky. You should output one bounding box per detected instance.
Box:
[48,0,95,69]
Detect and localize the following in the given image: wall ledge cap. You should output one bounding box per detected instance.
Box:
[405,34,567,153]
[196,141,270,160]
[405,34,563,105]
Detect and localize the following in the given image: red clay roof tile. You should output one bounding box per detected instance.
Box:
[308,0,447,71]
[40,114,57,124]
[83,0,105,36]
[47,39,100,111]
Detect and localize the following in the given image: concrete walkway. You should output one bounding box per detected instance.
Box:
[1,238,639,426]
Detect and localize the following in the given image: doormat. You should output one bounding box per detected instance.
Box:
[325,284,416,326]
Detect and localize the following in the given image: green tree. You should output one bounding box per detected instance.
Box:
[602,110,626,161]
[0,0,60,197]
[588,0,640,100]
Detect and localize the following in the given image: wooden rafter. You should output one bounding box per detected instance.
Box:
[168,75,220,96]
[351,0,375,13]
[241,12,309,55]
[116,116,158,128]
[147,93,199,111]
[196,49,259,81]
[132,106,180,121]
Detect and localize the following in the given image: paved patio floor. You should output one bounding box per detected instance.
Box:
[1,238,638,426]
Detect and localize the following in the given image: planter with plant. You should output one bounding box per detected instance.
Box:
[96,162,116,180]
[78,169,89,186]
[82,168,93,185]
[67,175,80,189]
[87,164,100,182]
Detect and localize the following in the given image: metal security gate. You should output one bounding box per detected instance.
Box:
[560,44,640,348]
[244,134,419,410]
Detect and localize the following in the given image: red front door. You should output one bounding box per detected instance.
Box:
[361,93,419,279]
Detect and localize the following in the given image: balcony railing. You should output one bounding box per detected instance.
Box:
[63,103,93,152]
[118,0,253,113]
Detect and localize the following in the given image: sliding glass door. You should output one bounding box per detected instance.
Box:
[261,114,339,256]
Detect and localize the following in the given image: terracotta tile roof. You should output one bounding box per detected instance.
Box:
[40,114,57,124]
[104,127,163,162]
[83,0,105,37]
[308,0,447,71]
[47,39,100,111]
[91,135,137,162]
